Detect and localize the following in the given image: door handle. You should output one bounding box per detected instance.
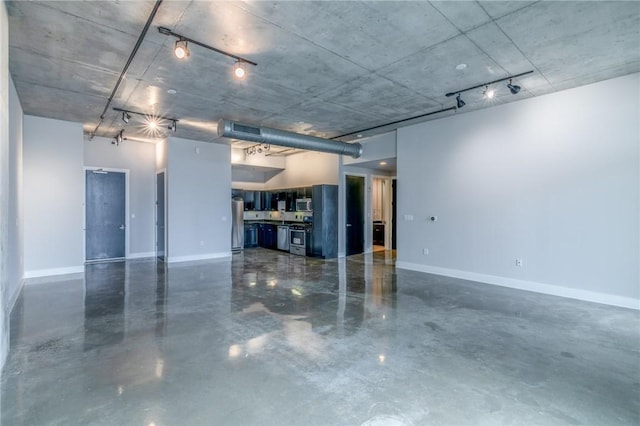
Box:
[119,225,125,230]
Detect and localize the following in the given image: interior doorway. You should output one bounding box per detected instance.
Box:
[372,176,394,251]
[345,174,365,256]
[85,169,127,261]
[156,171,166,261]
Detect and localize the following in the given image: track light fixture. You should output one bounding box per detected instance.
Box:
[113,107,179,136]
[112,129,125,146]
[174,39,190,59]
[445,70,533,106]
[507,78,521,94]
[456,93,466,109]
[233,61,246,79]
[245,143,271,156]
[159,26,257,77]
[484,86,495,99]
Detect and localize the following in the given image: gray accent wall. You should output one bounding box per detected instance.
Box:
[166,137,232,263]
[396,73,640,308]
[84,136,156,258]
[23,116,84,277]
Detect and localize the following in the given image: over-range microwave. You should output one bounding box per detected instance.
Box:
[296,198,312,212]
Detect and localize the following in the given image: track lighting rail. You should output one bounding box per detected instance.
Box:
[445,70,533,97]
[158,27,257,66]
[113,107,178,123]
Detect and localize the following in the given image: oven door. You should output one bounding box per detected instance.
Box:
[290,228,306,255]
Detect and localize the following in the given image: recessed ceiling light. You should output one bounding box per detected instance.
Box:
[455,63,467,71]
[167,89,177,95]
[380,161,387,166]
[357,134,363,138]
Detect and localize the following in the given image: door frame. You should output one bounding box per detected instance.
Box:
[83,167,130,262]
[344,172,367,255]
[156,169,167,261]
[371,174,393,250]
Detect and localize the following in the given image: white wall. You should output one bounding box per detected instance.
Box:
[343,131,396,166]
[23,116,84,277]
[0,0,9,371]
[265,151,339,189]
[166,138,232,262]
[8,75,23,315]
[84,136,156,258]
[396,73,640,309]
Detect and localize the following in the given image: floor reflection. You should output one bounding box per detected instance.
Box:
[84,262,126,351]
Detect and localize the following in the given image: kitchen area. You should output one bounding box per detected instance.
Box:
[232,184,338,259]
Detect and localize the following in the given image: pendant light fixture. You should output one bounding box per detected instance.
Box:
[507,79,521,94]
[456,93,466,109]
[233,61,246,79]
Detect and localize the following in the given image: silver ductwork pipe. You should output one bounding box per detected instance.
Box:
[217,119,362,158]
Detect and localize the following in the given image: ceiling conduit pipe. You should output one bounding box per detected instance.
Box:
[218,119,363,158]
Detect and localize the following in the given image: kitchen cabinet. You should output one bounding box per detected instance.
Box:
[243,190,256,210]
[286,190,296,211]
[244,223,258,248]
[262,191,273,211]
[259,224,277,249]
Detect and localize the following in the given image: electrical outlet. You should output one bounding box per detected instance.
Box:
[423,248,429,255]
[516,259,523,267]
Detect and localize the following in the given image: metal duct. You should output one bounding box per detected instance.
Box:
[217,119,362,158]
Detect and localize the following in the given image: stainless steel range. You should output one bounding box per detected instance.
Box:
[289,224,310,256]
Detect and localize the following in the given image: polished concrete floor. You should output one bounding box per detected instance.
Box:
[2,249,639,425]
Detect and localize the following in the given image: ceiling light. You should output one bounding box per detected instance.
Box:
[484,86,495,99]
[167,89,177,95]
[168,120,177,133]
[122,111,131,124]
[455,63,467,71]
[380,161,387,166]
[233,61,246,79]
[174,39,189,59]
[456,93,466,109]
[507,79,521,94]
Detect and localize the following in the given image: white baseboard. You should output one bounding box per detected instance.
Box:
[127,251,155,259]
[23,265,85,279]
[395,261,639,310]
[167,252,232,264]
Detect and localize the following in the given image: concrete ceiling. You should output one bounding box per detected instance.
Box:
[7,1,640,150]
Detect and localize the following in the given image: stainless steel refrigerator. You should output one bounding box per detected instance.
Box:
[231,197,244,251]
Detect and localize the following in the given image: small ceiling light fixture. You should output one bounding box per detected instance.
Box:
[112,129,125,146]
[233,61,246,79]
[379,161,387,166]
[456,93,466,109]
[168,120,177,133]
[507,78,521,94]
[445,70,533,107]
[159,27,257,78]
[245,143,271,156]
[455,63,467,71]
[484,86,495,99]
[122,111,131,124]
[174,39,190,59]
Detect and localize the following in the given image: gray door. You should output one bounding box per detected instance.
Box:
[156,172,165,260]
[86,170,126,261]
